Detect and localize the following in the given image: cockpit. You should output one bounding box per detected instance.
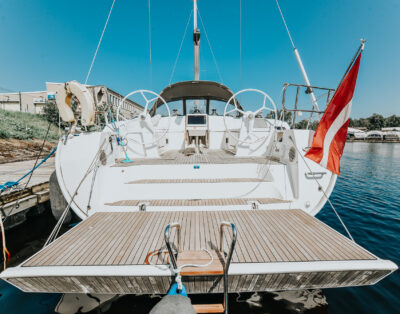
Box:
[114,80,283,159]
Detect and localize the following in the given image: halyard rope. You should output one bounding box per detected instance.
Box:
[239,0,242,91]
[275,0,296,49]
[197,9,224,84]
[148,0,153,89]
[84,0,116,85]
[169,10,193,85]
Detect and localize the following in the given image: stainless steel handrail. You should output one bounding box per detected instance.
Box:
[281,83,335,129]
[305,171,327,180]
[219,221,237,314]
[164,222,181,270]
[219,222,237,270]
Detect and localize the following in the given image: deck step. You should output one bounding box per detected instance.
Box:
[113,149,280,166]
[193,304,225,313]
[105,197,288,207]
[177,250,224,276]
[127,178,269,184]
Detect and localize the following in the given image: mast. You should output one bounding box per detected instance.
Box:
[193,0,200,81]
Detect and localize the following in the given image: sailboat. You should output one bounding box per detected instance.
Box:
[1,1,396,313]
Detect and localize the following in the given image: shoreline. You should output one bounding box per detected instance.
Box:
[346,139,400,143]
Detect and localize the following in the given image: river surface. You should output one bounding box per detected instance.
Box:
[0,142,399,313]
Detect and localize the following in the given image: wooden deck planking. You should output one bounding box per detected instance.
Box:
[105,197,288,207]
[96,212,138,265]
[24,209,375,268]
[114,150,280,167]
[242,211,278,262]
[127,178,269,184]
[29,211,105,266]
[289,211,356,260]
[238,211,270,263]
[260,211,304,261]
[274,211,322,261]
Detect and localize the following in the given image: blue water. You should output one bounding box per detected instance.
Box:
[317,142,400,314]
[0,142,399,313]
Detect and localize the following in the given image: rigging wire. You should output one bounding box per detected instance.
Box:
[290,138,355,241]
[44,139,107,246]
[0,85,15,93]
[148,0,153,89]
[275,0,295,49]
[239,0,242,91]
[84,0,116,85]
[169,10,193,85]
[197,9,224,84]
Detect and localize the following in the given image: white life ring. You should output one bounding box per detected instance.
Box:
[56,81,95,126]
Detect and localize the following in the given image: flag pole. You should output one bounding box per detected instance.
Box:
[336,39,366,90]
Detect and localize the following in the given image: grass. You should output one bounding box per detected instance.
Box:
[0,109,59,142]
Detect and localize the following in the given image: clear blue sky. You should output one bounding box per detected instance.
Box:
[0,0,399,118]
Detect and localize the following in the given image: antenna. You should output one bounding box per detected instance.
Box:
[193,0,200,81]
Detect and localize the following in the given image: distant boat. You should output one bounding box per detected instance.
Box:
[366,130,384,140]
[347,127,367,140]
[2,1,396,312]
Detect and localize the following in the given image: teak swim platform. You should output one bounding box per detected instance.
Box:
[2,209,395,294]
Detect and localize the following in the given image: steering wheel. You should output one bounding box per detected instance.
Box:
[223,89,277,144]
[116,90,171,146]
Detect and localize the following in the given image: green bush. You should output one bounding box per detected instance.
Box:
[0,109,59,141]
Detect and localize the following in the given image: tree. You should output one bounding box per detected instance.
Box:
[43,102,69,128]
[296,114,400,130]
[386,115,400,127]
[295,120,308,129]
[368,113,385,130]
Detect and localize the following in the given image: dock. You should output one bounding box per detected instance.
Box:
[2,209,396,294]
[0,158,55,220]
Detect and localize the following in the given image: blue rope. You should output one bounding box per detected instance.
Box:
[0,147,57,192]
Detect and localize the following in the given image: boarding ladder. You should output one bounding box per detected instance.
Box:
[165,222,237,314]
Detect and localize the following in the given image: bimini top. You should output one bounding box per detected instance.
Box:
[151,80,242,114]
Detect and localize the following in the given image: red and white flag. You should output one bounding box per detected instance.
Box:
[305,51,362,175]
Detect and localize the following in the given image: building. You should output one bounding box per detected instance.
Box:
[383,131,400,141]
[0,91,48,114]
[0,84,143,117]
[382,127,400,132]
